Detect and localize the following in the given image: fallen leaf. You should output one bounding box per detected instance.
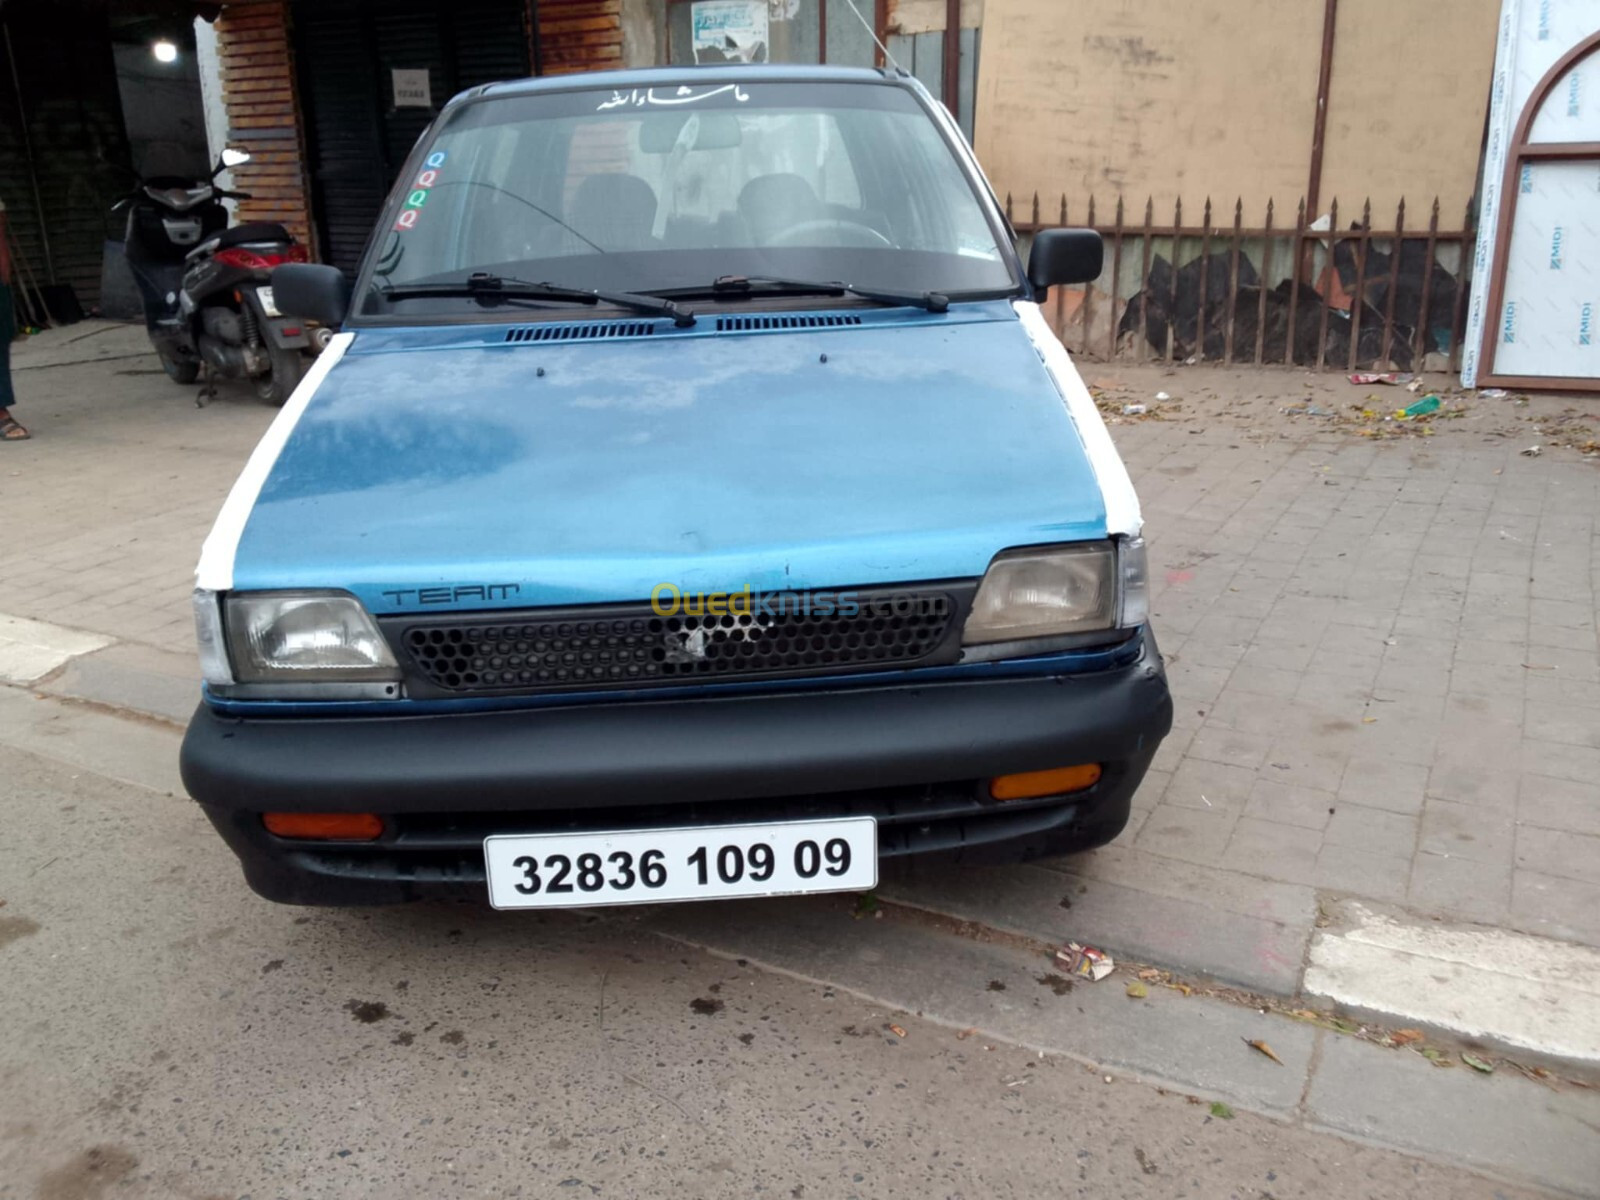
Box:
[1209,1102,1235,1120]
[1244,1038,1284,1065]
[1137,968,1163,981]
[888,1024,907,1039]
[1508,1062,1559,1089]
[1126,981,1149,999]
[956,1027,977,1040]
[1420,1047,1455,1067]
[1390,1029,1425,1047]
[1361,716,1378,724]
[1461,1053,1495,1074]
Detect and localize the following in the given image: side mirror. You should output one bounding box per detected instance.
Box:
[220,147,251,168]
[1027,228,1104,297]
[272,263,351,328]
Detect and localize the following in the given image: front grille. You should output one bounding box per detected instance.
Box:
[386,583,973,697]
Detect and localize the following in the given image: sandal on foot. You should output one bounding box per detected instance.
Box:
[0,417,29,441]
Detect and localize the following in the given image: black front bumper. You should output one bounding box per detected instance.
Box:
[181,635,1172,905]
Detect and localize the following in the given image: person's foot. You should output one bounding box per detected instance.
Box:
[0,410,28,440]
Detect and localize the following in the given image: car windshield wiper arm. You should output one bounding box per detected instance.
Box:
[694,275,949,314]
[379,273,696,327]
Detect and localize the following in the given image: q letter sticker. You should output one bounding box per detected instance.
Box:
[394,150,447,231]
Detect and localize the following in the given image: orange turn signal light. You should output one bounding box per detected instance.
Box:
[263,812,384,841]
[989,764,1103,801]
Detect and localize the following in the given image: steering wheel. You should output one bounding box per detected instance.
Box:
[768,219,894,249]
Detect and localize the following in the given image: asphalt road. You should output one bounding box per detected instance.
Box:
[0,729,1550,1200]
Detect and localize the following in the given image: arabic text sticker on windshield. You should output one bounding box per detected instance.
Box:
[596,84,750,111]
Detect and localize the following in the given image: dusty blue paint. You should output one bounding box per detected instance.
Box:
[231,301,1107,613]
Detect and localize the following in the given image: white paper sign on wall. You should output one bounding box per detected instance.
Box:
[692,0,769,63]
[392,68,432,109]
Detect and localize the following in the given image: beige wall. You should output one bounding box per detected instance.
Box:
[888,0,984,34]
[974,0,1498,225]
[1317,0,1499,221]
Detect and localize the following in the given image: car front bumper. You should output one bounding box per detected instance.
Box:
[180,632,1173,905]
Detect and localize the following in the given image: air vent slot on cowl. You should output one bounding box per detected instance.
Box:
[503,321,657,344]
[715,313,864,332]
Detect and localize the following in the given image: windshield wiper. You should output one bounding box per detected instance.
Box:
[693,275,950,314]
[378,273,696,327]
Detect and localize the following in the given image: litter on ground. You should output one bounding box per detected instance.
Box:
[1055,942,1115,981]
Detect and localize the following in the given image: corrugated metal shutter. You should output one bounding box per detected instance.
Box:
[0,2,133,313]
[536,0,623,76]
[291,5,387,274]
[292,0,531,275]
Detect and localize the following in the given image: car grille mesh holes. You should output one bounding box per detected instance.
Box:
[401,594,956,693]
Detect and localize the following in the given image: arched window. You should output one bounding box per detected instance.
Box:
[1478,32,1600,389]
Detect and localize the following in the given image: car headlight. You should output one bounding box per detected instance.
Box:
[222,591,399,683]
[962,538,1147,647]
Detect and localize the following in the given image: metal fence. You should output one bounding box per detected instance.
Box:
[1008,195,1478,373]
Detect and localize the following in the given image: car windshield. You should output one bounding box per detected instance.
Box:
[357,79,1017,315]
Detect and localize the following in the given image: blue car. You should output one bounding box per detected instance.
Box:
[179,65,1172,907]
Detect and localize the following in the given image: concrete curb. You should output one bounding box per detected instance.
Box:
[649,896,1600,1198]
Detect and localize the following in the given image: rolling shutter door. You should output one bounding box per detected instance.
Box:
[292,0,530,275]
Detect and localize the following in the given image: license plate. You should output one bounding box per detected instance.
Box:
[257,286,280,317]
[483,817,877,909]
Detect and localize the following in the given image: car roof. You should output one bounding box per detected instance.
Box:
[477,63,906,101]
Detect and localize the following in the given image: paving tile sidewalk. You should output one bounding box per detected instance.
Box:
[3,322,1598,971]
[0,322,275,655]
[1088,364,1600,956]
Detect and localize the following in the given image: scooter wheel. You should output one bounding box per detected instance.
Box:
[255,343,305,407]
[161,353,200,385]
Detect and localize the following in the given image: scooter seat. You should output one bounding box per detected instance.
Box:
[212,222,293,248]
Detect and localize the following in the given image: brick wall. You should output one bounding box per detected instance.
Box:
[537,0,624,74]
[213,2,314,252]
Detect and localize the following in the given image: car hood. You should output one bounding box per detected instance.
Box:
[229,302,1110,613]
